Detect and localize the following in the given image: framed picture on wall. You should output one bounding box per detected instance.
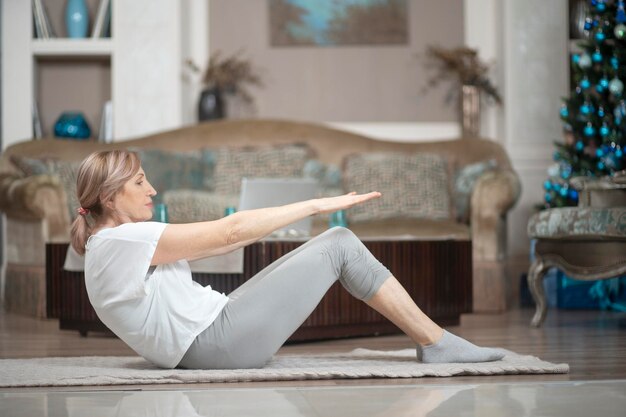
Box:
[269,0,408,47]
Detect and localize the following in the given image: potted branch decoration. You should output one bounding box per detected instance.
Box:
[187,50,263,121]
[422,46,502,138]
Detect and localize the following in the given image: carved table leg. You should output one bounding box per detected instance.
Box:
[528,258,550,327]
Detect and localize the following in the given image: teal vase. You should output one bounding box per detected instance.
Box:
[65,0,89,38]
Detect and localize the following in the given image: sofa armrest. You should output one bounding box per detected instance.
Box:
[0,173,70,240]
[570,174,626,208]
[470,170,521,261]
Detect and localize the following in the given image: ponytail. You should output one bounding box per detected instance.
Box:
[70,211,92,255]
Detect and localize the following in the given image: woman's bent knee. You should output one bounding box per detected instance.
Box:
[325,226,358,242]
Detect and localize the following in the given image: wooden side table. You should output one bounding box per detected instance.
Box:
[46,238,472,340]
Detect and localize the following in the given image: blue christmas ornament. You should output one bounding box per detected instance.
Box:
[576,140,585,151]
[597,148,605,157]
[553,183,562,192]
[616,148,624,157]
[545,192,552,203]
[597,0,606,12]
[584,122,596,137]
[569,189,579,201]
[618,1,626,23]
[598,105,606,117]
[596,84,605,94]
[559,187,569,197]
[543,180,552,191]
[610,77,624,96]
[560,106,569,118]
[600,124,610,137]
[585,17,593,31]
[602,145,610,153]
[611,56,620,69]
[592,49,603,63]
[579,53,592,68]
[581,77,591,89]
[598,161,606,170]
[600,77,610,89]
[572,54,580,64]
[580,102,592,114]
[560,163,573,179]
[595,30,606,43]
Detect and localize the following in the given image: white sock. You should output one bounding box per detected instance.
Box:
[416,330,505,363]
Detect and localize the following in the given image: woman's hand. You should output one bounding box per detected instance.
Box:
[316,191,381,215]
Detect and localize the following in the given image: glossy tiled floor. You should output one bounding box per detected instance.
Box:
[1,379,625,417]
[3,308,626,415]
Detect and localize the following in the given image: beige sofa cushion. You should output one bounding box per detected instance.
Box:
[163,190,239,223]
[343,153,452,223]
[213,144,313,194]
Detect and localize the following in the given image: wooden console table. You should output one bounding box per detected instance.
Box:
[46,238,472,341]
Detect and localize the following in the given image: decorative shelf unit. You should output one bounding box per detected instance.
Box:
[1,0,183,149]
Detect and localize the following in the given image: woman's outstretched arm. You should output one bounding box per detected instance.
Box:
[151,192,381,265]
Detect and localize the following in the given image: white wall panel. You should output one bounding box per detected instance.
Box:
[113,0,182,140]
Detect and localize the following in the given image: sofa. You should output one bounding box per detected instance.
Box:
[0,119,521,318]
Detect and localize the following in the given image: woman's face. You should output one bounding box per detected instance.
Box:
[111,167,157,223]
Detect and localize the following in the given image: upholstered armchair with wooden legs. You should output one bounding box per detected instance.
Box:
[526,171,626,327]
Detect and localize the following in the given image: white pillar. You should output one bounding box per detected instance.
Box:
[1,0,34,149]
[113,0,183,140]
[181,0,210,126]
[464,0,502,142]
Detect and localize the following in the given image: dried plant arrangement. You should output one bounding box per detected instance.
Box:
[187,50,263,104]
[421,45,502,105]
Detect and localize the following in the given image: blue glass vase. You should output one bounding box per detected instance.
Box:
[65,0,89,38]
[54,112,91,139]
[329,210,348,228]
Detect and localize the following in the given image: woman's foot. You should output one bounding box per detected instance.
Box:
[416,330,505,363]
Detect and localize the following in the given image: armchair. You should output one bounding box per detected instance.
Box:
[526,171,626,327]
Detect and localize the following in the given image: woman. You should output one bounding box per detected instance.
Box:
[71,150,503,369]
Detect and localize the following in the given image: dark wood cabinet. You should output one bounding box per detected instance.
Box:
[46,239,472,341]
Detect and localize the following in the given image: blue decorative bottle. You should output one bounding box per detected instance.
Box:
[65,0,89,38]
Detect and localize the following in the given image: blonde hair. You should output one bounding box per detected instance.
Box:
[70,150,141,255]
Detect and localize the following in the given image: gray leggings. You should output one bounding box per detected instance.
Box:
[178,227,392,369]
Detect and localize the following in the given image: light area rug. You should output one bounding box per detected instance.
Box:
[0,348,569,387]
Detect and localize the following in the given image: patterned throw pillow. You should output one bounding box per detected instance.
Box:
[163,190,239,223]
[343,153,452,223]
[212,145,313,195]
[303,159,344,197]
[454,159,498,223]
[132,148,215,203]
[10,155,80,220]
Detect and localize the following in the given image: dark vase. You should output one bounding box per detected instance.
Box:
[198,87,225,121]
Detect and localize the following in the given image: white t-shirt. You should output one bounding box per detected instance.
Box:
[84,221,229,368]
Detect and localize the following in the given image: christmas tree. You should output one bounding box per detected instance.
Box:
[545,0,626,208]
